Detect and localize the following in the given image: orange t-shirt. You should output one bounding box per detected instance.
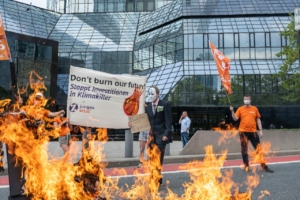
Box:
[21,106,50,120]
[235,106,261,132]
[54,116,70,136]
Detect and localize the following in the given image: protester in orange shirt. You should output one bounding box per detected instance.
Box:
[54,109,72,154]
[230,95,274,173]
[20,92,65,138]
[21,92,65,119]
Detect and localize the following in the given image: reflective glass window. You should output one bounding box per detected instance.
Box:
[255,33,264,47]
[265,33,271,47]
[256,48,265,59]
[209,34,218,47]
[240,48,250,59]
[266,48,272,59]
[203,34,208,48]
[240,33,249,47]
[219,33,224,48]
[184,34,188,48]
[194,49,202,61]
[189,34,193,48]
[234,33,239,47]
[250,33,255,47]
[272,47,281,58]
[271,32,281,47]
[224,34,233,47]
[194,34,203,48]
[281,35,287,46]
[224,48,234,59]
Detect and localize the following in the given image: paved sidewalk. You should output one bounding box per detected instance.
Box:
[3,138,297,170]
[49,141,189,168]
[2,141,190,169]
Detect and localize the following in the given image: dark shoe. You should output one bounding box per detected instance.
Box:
[263,166,274,173]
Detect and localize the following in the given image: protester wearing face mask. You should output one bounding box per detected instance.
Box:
[146,86,172,187]
[230,95,274,173]
[54,108,72,155]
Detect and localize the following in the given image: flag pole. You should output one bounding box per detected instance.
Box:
[225,92,231,106]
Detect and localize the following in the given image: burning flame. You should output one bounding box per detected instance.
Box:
[0,71,268,199]
[248,142,273,170]
[213,123,240,145]
[175,146,257,200]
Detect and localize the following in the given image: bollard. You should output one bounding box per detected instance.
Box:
[165,143,170,156]
[125,129,133,158]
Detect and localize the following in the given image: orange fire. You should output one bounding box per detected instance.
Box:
[248,142,273,170]
[0,71,268,199]
[175,146,257,200]
[0,146,3,172]
[213,124,240,145]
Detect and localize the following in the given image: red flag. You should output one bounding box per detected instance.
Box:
[0,13,11,60]
[209,41,232,94]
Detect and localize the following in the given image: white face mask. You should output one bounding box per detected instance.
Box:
[244,100,251,105]
[148,88,158,102]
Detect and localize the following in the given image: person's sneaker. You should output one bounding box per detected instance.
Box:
[244,165,249,172]
[137,162,143,168]
[263,166,274,173]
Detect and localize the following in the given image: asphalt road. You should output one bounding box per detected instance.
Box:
[1,162,299,200]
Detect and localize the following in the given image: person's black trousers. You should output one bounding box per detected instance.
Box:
[148,141,166,185]
[239,132,266,168]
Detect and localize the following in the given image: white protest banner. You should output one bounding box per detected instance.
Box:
[67,66,147,128]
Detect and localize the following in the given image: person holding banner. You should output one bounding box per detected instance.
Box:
[230,95,274,173]
[145,86,172,186]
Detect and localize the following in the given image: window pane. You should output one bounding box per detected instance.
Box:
[219,33,224,48]
[255,33,265,47]
[240,48,250,59]
[240,33,249,47]
[194,34,203,48]
[271,33,281,47]
[234,33,239,47]
[203,34,208,48]
[224,34,233,47]
[266,33,270,47]
[209,34,218,47]
[250,33,255,47]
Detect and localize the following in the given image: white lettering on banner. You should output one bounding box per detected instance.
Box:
[213,49,224,71]
[0,43,5,50]
[67,66,147,129]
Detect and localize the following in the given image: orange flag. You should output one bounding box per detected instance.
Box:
[0,13,11,60]
[209,41,232,94]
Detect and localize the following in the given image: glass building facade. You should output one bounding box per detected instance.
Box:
[47,0,174,13]
[1,0,300,131]
[0,0,59,107]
